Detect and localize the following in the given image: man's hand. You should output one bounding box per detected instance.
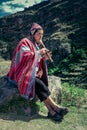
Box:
[39,48,52,61]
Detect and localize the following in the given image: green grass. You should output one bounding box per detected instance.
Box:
[0,106,87,130]
[61,82,86,107]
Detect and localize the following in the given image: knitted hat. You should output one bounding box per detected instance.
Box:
[30,23,43,35]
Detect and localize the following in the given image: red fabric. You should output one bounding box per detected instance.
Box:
[7,38,37,99]
[7,38,48,99]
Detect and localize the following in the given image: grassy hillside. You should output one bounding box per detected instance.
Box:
[0,0,87,86]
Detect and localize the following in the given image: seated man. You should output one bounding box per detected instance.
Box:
[7,23,68,121]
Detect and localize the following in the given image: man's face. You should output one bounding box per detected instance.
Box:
[34,29,44,44]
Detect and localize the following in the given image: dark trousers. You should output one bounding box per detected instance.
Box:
[35,78,51,102]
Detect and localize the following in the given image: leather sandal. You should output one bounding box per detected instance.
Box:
[47,112,63,122]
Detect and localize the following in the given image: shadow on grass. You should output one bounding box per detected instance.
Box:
[0,106,64,124]
[0,111,48,122]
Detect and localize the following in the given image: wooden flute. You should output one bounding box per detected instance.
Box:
[40,40,53,63]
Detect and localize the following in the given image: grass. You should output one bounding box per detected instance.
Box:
[0,106,87,130]
[61,82,86,107]
[0,60,87,130]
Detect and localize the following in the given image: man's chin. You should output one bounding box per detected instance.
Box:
[37,42,41,46]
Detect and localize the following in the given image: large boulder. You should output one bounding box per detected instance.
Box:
[0,75,62,106]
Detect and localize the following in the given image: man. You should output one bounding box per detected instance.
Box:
[7,23,68,121]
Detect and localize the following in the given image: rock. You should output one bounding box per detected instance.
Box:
[0,76,39,115]
[0,76,19,105]
[48,76,62,103]
[0,75,62,106]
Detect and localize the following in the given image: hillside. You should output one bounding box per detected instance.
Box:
[0,0,87,87]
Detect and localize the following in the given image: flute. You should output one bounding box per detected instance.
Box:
[40,40,53,63]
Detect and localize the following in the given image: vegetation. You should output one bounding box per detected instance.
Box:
[0,106,87,130]
[61,82,85,107]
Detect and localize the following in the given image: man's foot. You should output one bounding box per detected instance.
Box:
[56,107,69,117]
[47,112,63,122]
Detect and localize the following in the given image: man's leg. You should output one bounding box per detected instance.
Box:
[35,78,68,121]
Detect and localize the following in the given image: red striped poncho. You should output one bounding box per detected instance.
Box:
[7,38,48,100]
